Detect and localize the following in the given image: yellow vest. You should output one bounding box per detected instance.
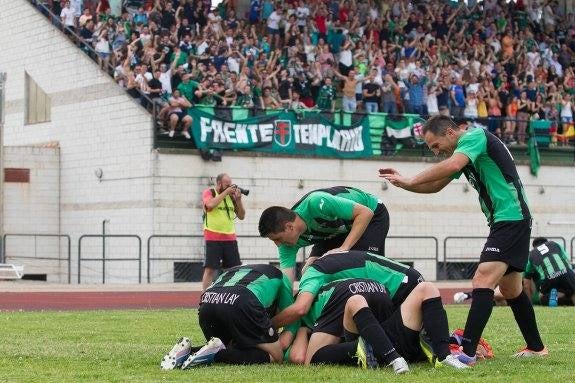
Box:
[203,189,236,234]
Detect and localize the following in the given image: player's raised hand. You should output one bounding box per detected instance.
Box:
[379,169,412,189]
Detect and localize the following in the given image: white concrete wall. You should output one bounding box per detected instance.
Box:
[2,146,67,282]
[1,0,154,284]
[152,153,575,282]
[1,0,573,283]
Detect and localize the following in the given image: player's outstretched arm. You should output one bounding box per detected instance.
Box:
[272,292,315,329]
[379,153,468,193]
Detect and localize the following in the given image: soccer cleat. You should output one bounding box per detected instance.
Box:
[181,337,226,369]
[160,337,192,370]
[438,354,471,369]
[355,336,378,369]
[388,357,410,374]
[512,346,549,358]
[450,328,494,359]
[419,329,439,366]
[451,350,477,366]
[453,292,470,304]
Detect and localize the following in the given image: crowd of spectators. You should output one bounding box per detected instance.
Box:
[44,0,575,143]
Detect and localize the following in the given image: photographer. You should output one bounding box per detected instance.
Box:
[201,173,246,291]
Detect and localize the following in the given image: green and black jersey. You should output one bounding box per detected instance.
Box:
[302,278,393,330]
[298,250,412,300]
[209,264,298,333]
[279,186,381,268]
[525,241,573,286]
[453,128,531,225]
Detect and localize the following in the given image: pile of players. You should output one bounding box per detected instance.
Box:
[160,116,568,372]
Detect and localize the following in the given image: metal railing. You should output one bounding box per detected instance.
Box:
[146,234,437,283]
[2,233,72,283]
[78,234,142,283]
[146,234,307,283]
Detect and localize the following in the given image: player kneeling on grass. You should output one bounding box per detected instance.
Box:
[160,264,298,370]
[290,278,468,373]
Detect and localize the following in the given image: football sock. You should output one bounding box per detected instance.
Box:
[421,297,450,360]
[462,288,494,356]
[507,291,545,352]
[344,329,359,341]
[310,342,358,365]
[353,307,400,364]
[214,347,270,364]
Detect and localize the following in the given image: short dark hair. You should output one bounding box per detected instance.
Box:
[259,206,296,237]
[422,115,459,136]
[532,237,548,247]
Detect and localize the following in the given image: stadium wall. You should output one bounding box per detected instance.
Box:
[1,0,154,283]
[1,0,573,284]
[152,153,575,282]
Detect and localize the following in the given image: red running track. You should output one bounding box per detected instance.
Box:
[0,288,464,311]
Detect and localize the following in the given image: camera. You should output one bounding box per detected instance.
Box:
[231,184,250,196]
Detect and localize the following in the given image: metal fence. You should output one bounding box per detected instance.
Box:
[2,234,71,283]
[78,234,142,284]
[3,232,573,283]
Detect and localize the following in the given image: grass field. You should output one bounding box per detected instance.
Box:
[0,306,573,383]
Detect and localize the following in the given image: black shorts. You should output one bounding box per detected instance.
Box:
[169,111,186,121]
[381,309,427,363]
[198,286,278,348]
[391,268,425,307]
[309,203,390,258]
[480,219,531,273]
[312,280,394,336]
[205,240,241,269]
[539,270,575,296]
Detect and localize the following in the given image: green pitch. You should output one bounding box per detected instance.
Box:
[0,306,573,383]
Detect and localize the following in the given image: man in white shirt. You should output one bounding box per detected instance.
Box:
[295,1,309,30]
[60,1,76,31]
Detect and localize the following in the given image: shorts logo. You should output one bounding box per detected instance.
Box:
[268,327,275,337]
[484,247,500,253]
[368,246,379,251]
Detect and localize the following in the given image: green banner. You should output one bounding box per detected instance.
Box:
[189,108,374,158]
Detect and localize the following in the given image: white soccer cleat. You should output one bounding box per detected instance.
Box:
[439,354,471,369]
[453,292,470,304]
[160,337,192,370]
[181,337,226,369]
[388,356,410,374]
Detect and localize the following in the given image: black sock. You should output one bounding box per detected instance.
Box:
[213,347,270,364]
[462,288,494,356]
[344,329,359,342]
[507,291,545,351]
[421,297,450,360]
[310,341,358,365]
[353,307,400,364]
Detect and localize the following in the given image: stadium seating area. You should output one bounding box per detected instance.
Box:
[36,0,574,145]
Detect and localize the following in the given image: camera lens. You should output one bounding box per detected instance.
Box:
[240,188,249,196]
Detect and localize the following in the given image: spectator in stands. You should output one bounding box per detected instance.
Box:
[166,89,192,139]
[60,1,76,32]
[362,69,382,113]
[38,0,574,148]
[334,68,363,113]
